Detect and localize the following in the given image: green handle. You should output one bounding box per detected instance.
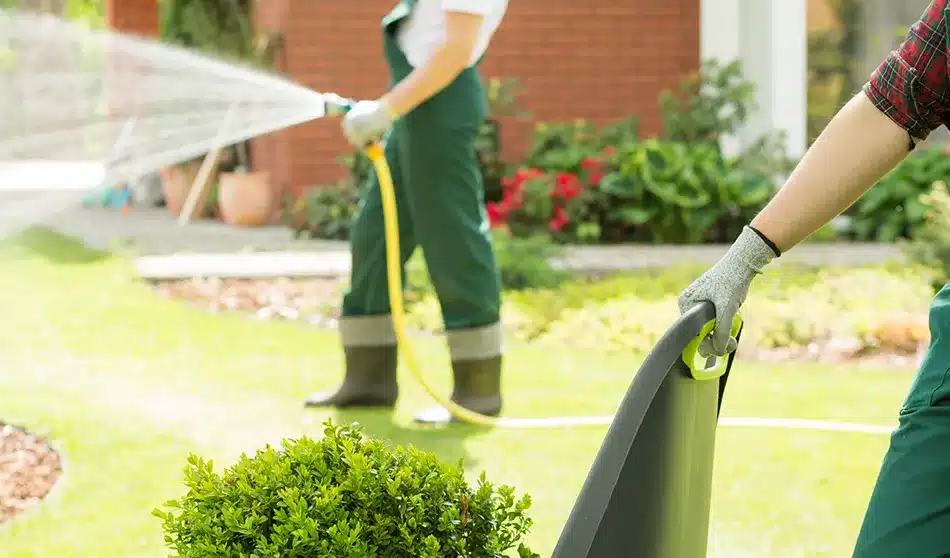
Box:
[681,314,743,381]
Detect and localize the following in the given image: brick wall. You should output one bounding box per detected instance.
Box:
[256,0,700,197]
[105,0,159,37]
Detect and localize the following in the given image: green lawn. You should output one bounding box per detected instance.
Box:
[0,229,913,557]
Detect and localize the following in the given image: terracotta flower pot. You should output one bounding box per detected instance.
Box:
[218,171,274,227]
[159,160,206,217]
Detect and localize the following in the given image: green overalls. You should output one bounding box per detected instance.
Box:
[852,282,950,556]
[305,0,504,425]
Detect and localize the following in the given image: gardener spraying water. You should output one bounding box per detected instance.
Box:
[303,0,511,426]
[679,1,950,555]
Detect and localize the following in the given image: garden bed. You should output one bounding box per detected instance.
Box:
[0,423,63,524]
[148,264,933,366]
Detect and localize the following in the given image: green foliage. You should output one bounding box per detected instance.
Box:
[533,267,932,354]
[65,0,105,28]
[525,117,638,174]
[659,58,794,177]
[804,222,840,243]
[161,0,249,58]
[806,0,866,143]
[903,180,950,288]
[497,139,775,245]
[600,139,774,243]
[807,28,847,144]
[659,59,755,145]
[507,267,929,354]
[742,267,931,351]
[502,59,789,245]
[478,119,507,203]
[286,151,373,240]
[404,264,930,355]
[160,0,280,68]
[405,231,568,306]
[286,182,359,241]
[154,420,539,558]
[848,147,950,242]
[479,77,529,203]
[492,230,569,290]
[339,150,374,191]
[731,132,797,180]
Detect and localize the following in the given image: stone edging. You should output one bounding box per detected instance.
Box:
[135,242,905,280]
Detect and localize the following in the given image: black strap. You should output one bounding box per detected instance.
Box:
[717,320,743,415]
[747,225,781,258]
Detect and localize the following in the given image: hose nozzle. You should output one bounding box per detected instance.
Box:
[324,93,355,116]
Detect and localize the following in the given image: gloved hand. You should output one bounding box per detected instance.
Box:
[341,99,395,149]
[677,226,778,357]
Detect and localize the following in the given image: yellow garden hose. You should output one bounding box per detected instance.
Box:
[366,143,739,429]
[367,143,514,427]
[369,144,620,427]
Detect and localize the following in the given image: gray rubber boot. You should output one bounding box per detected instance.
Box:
[413,356,503,425]
[304,345,398,408]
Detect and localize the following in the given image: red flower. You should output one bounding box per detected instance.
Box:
[505,168,542,190]
[518,168,544,181]
[552,172,582,200]
[501,167,543,198]
[486,202,508,228]
[549,206,569,232]
[588,170,603,186]
[581,158,600,170]
[581,158,604,187]
[501,186,523,210]
[603,146,617,157]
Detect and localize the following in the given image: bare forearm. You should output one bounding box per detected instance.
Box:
[382,45,469,117]
[751,91,912,252]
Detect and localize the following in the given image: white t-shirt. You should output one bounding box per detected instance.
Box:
[396,0,509,68]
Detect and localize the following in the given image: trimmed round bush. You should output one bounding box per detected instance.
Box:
[154,421,539,558]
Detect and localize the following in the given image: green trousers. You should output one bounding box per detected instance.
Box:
[852,283,950,557]
[339,26,502,362]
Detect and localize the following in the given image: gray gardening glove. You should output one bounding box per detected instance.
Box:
[341,99,395,149]
[677,226,778,357]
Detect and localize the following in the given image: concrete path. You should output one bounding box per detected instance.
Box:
[35,206,905,279]
[42,207,346,255]
[134,241,906,279]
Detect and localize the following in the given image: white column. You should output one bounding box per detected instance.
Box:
[701,0,807,160]
[700,0,741,157]
[767,0,807,159]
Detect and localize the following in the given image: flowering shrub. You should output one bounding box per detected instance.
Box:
[487,149,612,243]
[489,138,775,245]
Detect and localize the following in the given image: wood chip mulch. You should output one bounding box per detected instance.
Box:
[0,423,63,524]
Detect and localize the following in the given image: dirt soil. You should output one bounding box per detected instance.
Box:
[0,423,63,524]
[150,276,345,328]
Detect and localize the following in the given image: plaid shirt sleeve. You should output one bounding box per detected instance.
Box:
[864,0,950,141]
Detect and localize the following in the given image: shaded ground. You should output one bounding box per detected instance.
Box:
[0,424,63,524]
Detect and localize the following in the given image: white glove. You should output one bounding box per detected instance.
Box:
[677,226,778,356]
[341,100,395,149]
